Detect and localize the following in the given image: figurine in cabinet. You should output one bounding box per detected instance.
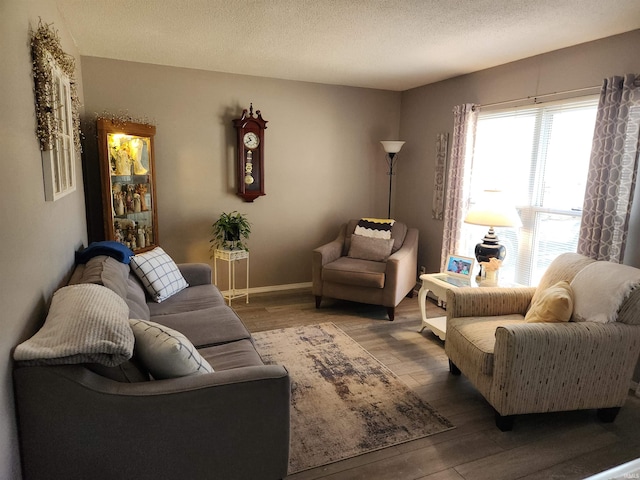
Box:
[97,119,158,253]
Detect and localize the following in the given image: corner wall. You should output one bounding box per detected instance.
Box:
[0,1,87,477]
[80,58,401,289]
[397,29,640,274]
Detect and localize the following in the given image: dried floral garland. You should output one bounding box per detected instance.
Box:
[95,111,155,129]
[31,19,82,153]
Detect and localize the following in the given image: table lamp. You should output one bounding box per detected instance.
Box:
[464,190,522,276]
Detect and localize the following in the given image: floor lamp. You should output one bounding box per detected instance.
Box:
[380,141,405,219]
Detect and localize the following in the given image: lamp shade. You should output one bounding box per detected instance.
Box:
[464,190,522,228]
[380,141,405,154]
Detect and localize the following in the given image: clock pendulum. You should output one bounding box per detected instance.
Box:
[244,150,254,185]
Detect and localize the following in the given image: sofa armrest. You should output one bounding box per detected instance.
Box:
[177,263,211,286]
[446,286,536,319]
[490,322,640,415]
[14,364,290,480]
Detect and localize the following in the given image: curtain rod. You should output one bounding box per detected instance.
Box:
[477,85,601,110]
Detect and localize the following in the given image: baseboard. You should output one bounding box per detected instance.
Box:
[219,282,312,296]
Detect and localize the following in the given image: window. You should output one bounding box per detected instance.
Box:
[31,21,80,202]
[459,97,598,286]
[41,56,76,201]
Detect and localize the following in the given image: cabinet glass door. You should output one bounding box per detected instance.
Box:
[97,119,158,253]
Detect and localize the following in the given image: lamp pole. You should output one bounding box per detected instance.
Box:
[387,152,397,219]
[380,141,405,220]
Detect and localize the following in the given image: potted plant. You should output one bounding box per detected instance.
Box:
[210,211,251,252]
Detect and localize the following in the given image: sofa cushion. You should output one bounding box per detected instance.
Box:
[322,257,386,288]
[14,284,134,367]
[525,281,574,323]
[198,339,264,371]
[147,284,226,316]
[150,306,252,348]
[348,234,394,262]
[130,247,189,303]
[129,319,213,379]
[447,315,525,375]
[126,274,151,320]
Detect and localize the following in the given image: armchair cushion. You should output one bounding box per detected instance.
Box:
[524,281,574,323]
[447,315,524,375]
[348,234,394,261]
[322,257,386,288]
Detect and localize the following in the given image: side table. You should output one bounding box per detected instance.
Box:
[418,273,520,340]
[213,248,249,306]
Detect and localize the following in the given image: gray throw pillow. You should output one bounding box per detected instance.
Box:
[348,234,394,262]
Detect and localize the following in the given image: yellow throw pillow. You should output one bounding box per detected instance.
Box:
[525,281,574,323]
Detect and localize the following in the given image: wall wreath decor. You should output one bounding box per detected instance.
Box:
[31,19,82,200]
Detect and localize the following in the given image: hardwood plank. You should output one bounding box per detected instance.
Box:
[232,288,640,480]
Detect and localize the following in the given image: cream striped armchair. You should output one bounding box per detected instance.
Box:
[445,253,640,431]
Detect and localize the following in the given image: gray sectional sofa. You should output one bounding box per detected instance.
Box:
[13,254,290,480]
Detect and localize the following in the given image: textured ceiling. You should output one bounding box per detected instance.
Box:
[55,0,640,91]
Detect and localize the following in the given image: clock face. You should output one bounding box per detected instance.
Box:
[243,132,260,149]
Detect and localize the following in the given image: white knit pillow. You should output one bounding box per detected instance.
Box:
[130,247,188,302]
[129,319,213,379]
[14,284,133,366]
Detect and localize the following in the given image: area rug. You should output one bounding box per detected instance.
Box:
[253,323,454,474]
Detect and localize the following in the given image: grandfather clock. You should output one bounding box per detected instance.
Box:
[233,104,267,202]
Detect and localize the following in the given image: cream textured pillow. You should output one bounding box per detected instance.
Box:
[130,247,188,302]
[348,234,394,262]
[14,284,134,366]
[525,281,574,323]
[570,261,640,323]
[129,319,213,379]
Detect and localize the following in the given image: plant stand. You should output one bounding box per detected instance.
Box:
[213,248,249,306]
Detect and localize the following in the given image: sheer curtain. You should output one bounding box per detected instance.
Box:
[578,74,640,262]
[440,104,478,271]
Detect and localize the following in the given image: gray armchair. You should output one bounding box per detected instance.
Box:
[312,219,418,320]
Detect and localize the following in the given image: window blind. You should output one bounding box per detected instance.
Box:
[459,96,598,285]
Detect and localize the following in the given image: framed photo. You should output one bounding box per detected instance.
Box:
[444,254,475,280]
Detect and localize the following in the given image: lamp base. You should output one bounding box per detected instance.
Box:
[475,227,506,276]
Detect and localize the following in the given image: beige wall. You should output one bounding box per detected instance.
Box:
[397,29,640,274]
[80,57,401,289]
[0,0,87,477]
[2,3,639,476]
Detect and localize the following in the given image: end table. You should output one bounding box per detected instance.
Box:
[213,248,249,306]
[418,273,521,340]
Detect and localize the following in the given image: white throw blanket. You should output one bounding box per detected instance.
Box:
[570,261,640,323]
[14,283,134,366]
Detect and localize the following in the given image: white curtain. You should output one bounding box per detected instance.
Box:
[441,104,478,271]
[578,74,640,262]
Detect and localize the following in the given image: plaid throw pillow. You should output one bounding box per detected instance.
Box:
[130,247,188,303]
[129,319,213,379]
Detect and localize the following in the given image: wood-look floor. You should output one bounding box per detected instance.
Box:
[234,288,640,480]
